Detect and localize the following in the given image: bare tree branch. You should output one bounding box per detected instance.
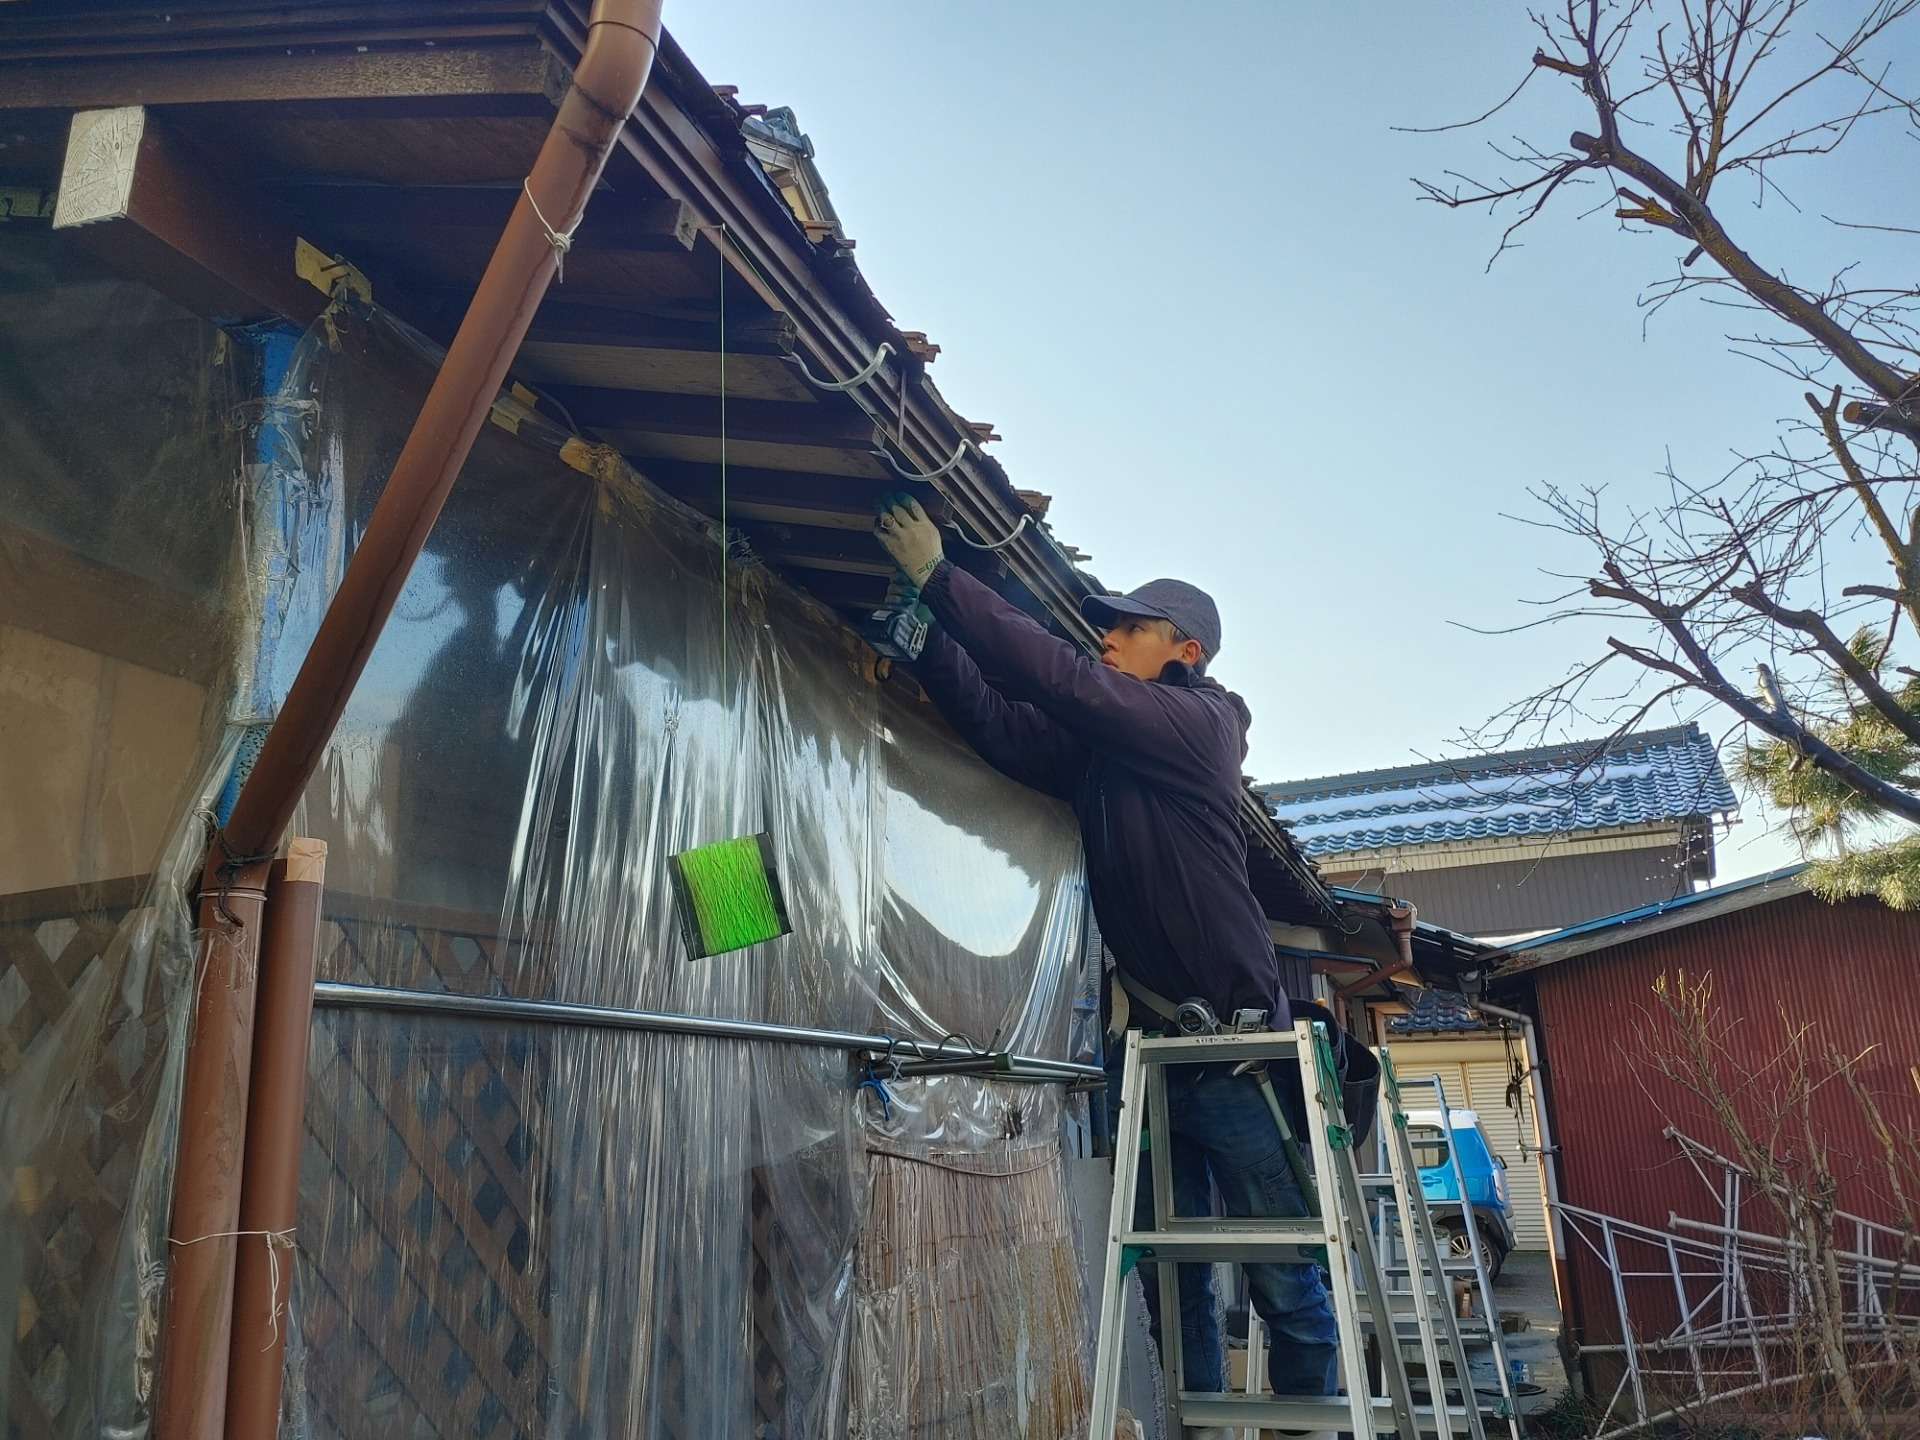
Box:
[1592,562,1920,822]
[1416,0,1920,850]
[1730,581,1920,747]
[1570,126,1920,411]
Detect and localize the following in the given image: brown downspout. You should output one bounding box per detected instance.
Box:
[153,6,664,1436]
[1384,900,1417,979]
[224,840,327,1437]
[1335,899,1418,1005]
[221,0,664,861]
[152,853,272,1440]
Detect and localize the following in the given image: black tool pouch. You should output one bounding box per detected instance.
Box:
[1287,999,1380,1153]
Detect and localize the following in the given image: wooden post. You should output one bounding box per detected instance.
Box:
[225,840,328,1436]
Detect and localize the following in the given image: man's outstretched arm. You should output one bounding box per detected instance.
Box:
[910,623,1086,801]
[875,498,1236,785]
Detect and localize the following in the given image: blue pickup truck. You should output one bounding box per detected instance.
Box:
[1405,1107,1516,1281]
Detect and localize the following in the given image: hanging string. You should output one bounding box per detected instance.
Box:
[718,233,728,691]
[523,178,578,283]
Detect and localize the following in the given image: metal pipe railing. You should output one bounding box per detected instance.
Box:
[312,981,1103,1084]
[1669,1214,1920,1273]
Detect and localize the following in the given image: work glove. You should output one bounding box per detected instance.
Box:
[874,495,944,589]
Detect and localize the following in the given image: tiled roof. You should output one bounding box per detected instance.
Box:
[1258,723,1736,859]
[1386,989,1488,1034]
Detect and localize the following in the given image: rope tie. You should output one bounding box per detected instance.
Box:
[524,178,579,282]
[196,809,276,926]
[170,1228,298,1350]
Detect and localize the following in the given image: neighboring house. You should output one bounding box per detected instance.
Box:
[1259,723,1740,944]
[1484,866,1920,1392]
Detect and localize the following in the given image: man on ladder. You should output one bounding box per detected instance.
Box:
[874,500,1343,1423]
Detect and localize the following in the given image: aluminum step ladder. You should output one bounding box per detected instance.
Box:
[1387,1068,1524,1438]
[1089,1020,1451,1439]
[1362,1050,1497,1438]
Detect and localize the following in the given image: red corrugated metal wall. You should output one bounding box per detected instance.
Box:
[1528,892,1920,1351]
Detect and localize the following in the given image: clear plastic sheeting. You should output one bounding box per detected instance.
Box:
[261,304,1091,1435]
[296,1006,863,1437]
[0,229,1094,1435]
[851,1149,1090,1440]
[0,238,251,1437]
[850,699,1093,1435]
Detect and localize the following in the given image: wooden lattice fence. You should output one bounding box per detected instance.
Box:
[296,902,809,1438]
[1,886,821,1439]
[2,876,165,1440]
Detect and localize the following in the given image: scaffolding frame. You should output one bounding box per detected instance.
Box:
[1552,1127,1920,1438]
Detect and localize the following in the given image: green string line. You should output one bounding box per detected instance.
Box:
[718,233,728,693]
[674,835,784,956]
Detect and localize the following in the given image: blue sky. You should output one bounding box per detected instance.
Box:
[667,3,1916,880]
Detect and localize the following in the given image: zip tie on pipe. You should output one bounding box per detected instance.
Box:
[947,511,1034,553]
[523,178,579,283]
[882,438,970,483]
[795,340,893,393]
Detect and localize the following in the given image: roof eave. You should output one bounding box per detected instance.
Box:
[1485,864,1813,978]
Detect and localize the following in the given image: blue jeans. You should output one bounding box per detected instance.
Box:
[1107,1050,1342,1398]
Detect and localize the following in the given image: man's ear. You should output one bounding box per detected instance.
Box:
[1178,638,1203,668]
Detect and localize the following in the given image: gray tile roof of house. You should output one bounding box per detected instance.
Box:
[1257,723,1737,859]
[1386,989,1488,1034]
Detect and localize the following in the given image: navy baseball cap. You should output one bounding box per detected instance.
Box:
[1082,579,1221,659]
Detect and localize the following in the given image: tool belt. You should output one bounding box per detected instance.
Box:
[1110,971,1378,1152]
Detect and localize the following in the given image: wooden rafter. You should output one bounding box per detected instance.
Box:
[50,105,323,326]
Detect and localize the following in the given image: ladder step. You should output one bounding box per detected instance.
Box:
[1177,1390,1477,1431]
[1136,1031,1311,1063]
[1385,1260,1482,1275]
[1124,1223,1326,1263]
[1366,1314,1499,1341]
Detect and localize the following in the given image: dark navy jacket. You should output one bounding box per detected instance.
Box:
[912,561,1285,1025]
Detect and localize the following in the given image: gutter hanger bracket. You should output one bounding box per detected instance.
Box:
[794,339,892,392]
[947,511,1033,554]
[881,436,970,484]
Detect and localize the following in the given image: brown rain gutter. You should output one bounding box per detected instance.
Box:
[1339,899,1419,998]
[154,6,663,1436]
